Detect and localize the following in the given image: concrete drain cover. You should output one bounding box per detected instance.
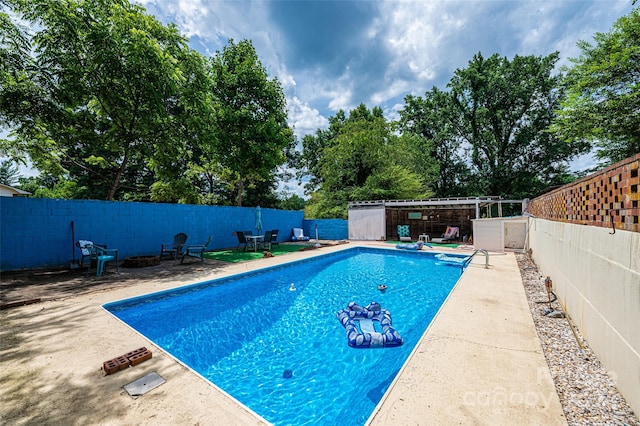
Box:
[124,371,165,396]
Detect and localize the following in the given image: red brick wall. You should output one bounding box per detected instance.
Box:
[528,153,640,233]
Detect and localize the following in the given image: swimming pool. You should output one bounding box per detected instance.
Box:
[104,247,467,425]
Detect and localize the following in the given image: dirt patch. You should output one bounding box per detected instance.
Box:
[0,258,229,307]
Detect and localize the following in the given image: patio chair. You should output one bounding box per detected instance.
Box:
[291,228,310,241]
[85,243,119,277]
[160,233,188,260]
[397,225,412,242]
[260,230,273,251]
[270,229,280,248]
[235,231,252,252]
[77,240,94,267]
[431,226,460,243]
[181,235,212,264]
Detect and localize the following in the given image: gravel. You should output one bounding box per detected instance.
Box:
[516,253,639,426]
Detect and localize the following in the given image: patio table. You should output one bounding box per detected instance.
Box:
[246,235,264,252]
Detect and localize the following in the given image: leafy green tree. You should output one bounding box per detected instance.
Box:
[305,104,432,218]
[0,4,29,121]
[0,159,20,185]
[150,47,218,204]
[278,192,306,211]
[1,0,197,200]
[299,105,387,198]
[210,39,295,206]
[448,52,585,198]
[304,190,349,219]
[552,7,640,165]
[15,174,82,198]
[297,110,347,194]
[0,4,47,168]
[398,90,470,197]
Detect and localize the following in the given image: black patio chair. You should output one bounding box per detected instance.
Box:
[181,235,212,264]
[160,233,188,260]
[235,231,252,252]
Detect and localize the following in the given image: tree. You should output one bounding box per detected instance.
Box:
[210,39,294,206]
[0,0,197,200]
[297,110,347,195]
[398,90,470,197]
[0,3,48,169]
[277,192,306,211]
[0,4,34,128]
[448,52,585,198]
[149,47,218,204]
[552,7,640,165]
[0,159,20,185]
[304,104,432,218]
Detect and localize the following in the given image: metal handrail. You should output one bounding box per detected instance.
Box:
[463,249,490,269]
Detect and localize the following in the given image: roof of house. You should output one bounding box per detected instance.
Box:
[0,183,31,196]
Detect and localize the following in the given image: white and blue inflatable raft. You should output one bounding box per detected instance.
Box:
[336,302,404,348]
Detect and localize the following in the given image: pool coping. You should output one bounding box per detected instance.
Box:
[367,246,566,424]
[0,242,566,425]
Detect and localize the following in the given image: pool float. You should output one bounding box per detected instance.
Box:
[395,240,429,250]
[336,302,404,348]
[435,253,470,265]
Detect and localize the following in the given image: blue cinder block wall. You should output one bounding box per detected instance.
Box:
[0,197,307,271]
[302,219,348,241]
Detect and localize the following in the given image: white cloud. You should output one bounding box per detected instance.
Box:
[287,97,329,139]
[138,0,635,122]
[569,152,598,173]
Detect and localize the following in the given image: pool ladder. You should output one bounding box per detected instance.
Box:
[462,249,490,269]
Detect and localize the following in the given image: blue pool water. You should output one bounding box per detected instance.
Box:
[104,247,466,425]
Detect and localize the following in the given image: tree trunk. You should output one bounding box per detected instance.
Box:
[107,153,128,201]
[235,178,243,206]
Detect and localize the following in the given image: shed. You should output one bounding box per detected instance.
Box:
[348,204,386,240]
[472,216,529,252]
[348,197,526,242]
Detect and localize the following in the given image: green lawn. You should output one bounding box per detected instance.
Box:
[203,244,309,263]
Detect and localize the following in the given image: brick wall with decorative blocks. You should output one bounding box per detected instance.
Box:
[528,153,640,233]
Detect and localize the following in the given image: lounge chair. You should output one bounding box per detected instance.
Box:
[160,233,188,260]
[291,228,310,241]
[181,235,212,264]
[431,226,459,243]
[397,225,412,242]
[85,243,119,277]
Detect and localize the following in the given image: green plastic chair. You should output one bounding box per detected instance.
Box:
[86,243,119,277]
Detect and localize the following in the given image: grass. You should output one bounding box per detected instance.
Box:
[203,244,309,263]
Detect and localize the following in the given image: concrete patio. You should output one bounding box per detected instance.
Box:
[1,243,566,425]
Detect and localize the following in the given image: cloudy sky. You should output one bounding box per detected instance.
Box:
[135,0,634,195]
[140,0,632,136]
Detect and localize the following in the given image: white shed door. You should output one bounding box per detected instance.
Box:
[504,222,527,249]
[472,219,504,252]
[348,207,386,240]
